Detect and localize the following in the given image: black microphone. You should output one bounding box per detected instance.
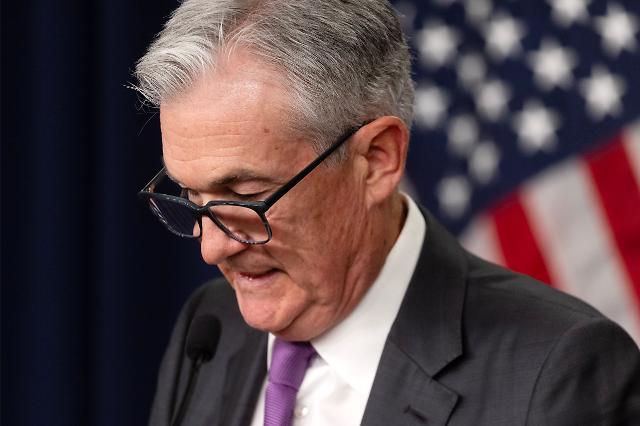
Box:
[171,315,221,426]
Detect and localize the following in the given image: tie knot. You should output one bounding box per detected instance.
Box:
[268,339,316,390]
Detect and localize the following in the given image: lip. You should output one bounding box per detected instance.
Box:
[234,268,279,287]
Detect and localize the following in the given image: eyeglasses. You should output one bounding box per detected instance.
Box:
[138,125,361,244]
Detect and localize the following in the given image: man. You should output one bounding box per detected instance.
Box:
[135,0,640,425]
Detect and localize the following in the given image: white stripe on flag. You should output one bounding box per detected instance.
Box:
[460,213,505,266]
[522,159,640,342]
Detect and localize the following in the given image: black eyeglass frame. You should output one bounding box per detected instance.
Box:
[138,125,362,244]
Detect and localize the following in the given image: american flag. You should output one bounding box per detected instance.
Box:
[396,0,640,343]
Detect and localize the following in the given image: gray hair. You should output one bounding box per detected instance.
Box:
[134,0,414,152]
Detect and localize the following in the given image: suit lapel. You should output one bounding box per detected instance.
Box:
[362,209,467,426]
[220,330,267,426]
[180,322,267,426]
[361,341,459,426]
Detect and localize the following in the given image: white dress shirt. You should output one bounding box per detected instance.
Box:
[250,195,426,426]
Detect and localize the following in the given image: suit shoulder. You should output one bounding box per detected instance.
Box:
[463,253,619,345]
[525,313,640,424]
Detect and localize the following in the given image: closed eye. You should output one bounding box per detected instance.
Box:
[180,188,203,205]
[181,187,267,203]
[230,190,267,201]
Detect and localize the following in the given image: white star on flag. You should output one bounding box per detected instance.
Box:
[457,52,488,89]
[475,79,512,121]
[580,65,626,120]
[513,100,561,153]
[417,21,460,68]
[548,0,591,27]
[528,38,578,91]
[464,0,493,25]
[414,85,450,128]
[469,141,501,184]
[484,12,527,60]
[447,114,480,157]
[437,175,472,218]
[595,4,639,57]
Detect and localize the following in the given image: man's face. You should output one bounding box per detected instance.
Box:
[160,54,373,340]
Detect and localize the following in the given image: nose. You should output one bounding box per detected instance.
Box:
[199,216,248,265]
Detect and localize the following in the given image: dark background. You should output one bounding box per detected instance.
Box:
[2,1,218,424]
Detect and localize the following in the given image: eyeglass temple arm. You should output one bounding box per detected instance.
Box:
[263,126,360,208]
[139,167,168,193]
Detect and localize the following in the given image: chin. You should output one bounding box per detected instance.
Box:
[235,294,289,331]
[235,296,323,341]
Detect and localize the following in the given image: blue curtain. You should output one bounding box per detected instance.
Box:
[2,1,217,424]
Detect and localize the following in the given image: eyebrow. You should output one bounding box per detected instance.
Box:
[162,158,280,189]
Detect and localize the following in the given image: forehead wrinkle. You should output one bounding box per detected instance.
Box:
[161,128,296,190]
[162,134,248,158]
[160,116,278,164]
[161,118,259,141]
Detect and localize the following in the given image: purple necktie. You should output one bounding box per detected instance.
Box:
[264,339,316,426]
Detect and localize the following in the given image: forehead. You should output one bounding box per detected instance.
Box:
[161,52,292,140]
[159,54,308,188]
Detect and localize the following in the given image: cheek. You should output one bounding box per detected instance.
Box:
[267,192,347,251]
[314,180,366,242]
[264,212,338,298]
[270,181,365,272]
[263,165,365,264]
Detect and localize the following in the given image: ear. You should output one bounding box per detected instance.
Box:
[352,116,409,208]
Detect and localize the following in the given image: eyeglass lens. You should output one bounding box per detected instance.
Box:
[149,198,269,243]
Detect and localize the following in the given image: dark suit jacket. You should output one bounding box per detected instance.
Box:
[149,209,640,425]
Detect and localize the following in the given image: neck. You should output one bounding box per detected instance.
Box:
[337,192,408,321]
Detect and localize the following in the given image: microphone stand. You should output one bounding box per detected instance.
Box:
[171,354,205,426]
[170,314,220,426]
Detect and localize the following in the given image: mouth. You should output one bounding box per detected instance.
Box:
[234,268,280,286]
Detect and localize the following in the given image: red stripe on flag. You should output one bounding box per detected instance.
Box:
[490,193,553,285]
[585,135,640,306]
